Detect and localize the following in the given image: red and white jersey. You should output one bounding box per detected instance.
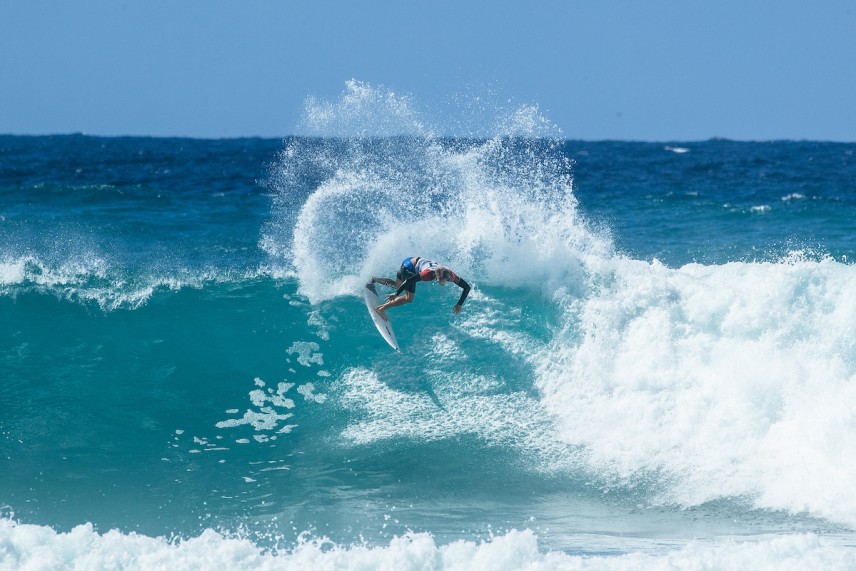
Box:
[414,258,439,276]
[415,258,459,283]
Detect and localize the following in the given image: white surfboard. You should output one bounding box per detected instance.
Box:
[363,282,400,352]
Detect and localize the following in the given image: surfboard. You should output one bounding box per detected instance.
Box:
[363,282,400,351]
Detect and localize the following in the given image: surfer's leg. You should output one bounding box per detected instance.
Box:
[376,291,414,316]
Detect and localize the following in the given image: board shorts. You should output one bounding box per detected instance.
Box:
[396,257,418,293]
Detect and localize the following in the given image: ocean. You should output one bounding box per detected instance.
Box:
[3,86,856,569]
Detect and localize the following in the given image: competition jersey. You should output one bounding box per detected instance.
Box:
[414,258,440,277]
[408,258,459,282]
[401,257,442,279]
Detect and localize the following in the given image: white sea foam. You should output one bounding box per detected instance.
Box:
[537,256,856,526]
[1,519,854,571]
[286,341,324,367]
[296,382,327,404]
[0,258,27,285]
[340,354,540,448]
[336,311,573,464]
[215,378,307,435]
[0,254,154,310]
[0,254,108,288]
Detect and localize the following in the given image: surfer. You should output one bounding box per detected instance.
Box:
[371,257,471,319]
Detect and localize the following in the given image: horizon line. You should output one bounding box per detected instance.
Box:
[2,132,855,145]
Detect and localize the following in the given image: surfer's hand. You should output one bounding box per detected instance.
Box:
[453,304,462,315]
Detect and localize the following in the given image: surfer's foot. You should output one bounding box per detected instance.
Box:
[375,306,389,321]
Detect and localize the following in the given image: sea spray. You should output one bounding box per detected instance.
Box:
[266,80,609,304]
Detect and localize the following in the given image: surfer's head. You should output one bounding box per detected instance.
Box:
[435,267,451,285]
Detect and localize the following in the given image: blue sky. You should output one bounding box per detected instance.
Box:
[2,1,854,141]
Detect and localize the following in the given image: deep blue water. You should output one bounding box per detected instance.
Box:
[2,129,856,568]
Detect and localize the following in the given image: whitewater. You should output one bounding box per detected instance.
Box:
[2,80,856,569]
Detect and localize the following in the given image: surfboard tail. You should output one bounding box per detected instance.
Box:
[363,283,400,351]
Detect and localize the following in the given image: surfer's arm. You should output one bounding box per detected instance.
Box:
[451,278,470,314]
[454,278,471,306]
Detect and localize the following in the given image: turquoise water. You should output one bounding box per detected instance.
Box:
[3,86,856,568]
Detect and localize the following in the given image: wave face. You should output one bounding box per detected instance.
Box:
[3,83,856,568]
